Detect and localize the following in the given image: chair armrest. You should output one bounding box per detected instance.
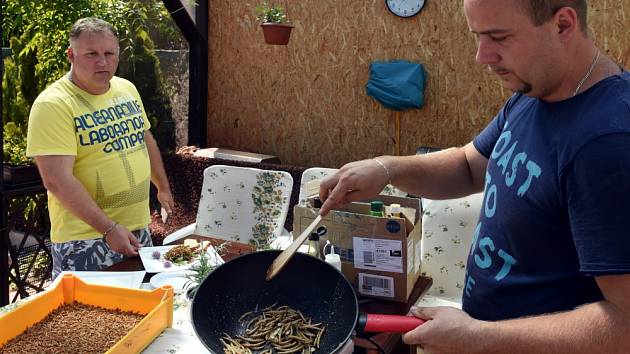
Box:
[162,223,196,245]
[415,294,462,309]
[270,235,292,250]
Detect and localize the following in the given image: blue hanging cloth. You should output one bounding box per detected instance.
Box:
[365,60,427,111]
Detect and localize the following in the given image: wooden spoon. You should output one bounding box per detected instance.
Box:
[266,215,322,281]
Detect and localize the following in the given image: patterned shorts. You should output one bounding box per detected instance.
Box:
[51,228,153,279]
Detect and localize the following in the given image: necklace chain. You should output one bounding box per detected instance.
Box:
[573,50,600,96]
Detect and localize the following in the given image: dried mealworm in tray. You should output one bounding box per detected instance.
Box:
[0,302,144,354]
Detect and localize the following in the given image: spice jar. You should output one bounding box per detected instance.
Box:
[389,203,402,218]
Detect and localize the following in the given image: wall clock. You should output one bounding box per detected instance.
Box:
[385,0,426,18]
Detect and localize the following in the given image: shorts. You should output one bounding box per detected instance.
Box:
[51,228,152,279]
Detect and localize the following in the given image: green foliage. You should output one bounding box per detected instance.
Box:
[2,56,30,128]
[1,0,32,47]
[1,0,177,166]
[255,1,288,24]
[185,251,215,289]
[31,250,52,279]
[3,122,30,165]
[184,242,228,299]
[117,15,175,149]
[143,0,189,49]
[6,192,48,238]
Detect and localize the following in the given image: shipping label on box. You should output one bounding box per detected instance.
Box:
[353,237,403,273]
[293,194,422,302]
[358,273,395,298]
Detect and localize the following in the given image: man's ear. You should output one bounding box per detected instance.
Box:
[67,46,74,63]
[554,7,579,41]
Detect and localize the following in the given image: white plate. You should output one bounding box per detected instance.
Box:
[139,245,224,273]
[150,270,192,293]
[59,271,146,289]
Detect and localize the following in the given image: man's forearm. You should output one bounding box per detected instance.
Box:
[475,301,630,354]
[382,145,485,199]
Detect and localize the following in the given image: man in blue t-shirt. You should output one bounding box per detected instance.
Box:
[319,0,630,352]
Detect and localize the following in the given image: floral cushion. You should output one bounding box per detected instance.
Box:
[420,193,483,301]
[194,165,293,250]
[297,167,338,205]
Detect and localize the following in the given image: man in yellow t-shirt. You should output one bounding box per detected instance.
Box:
[26,17,174,277]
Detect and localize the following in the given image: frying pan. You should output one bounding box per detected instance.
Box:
[191,250,424,353]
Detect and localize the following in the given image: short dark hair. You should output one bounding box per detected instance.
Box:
[69,17,118,41]
[522,0,588,32]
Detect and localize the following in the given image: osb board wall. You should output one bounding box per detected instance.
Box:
[206,0,630,168]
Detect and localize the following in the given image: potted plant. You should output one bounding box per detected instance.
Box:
[255,1,294,45]
[3,122,40,186]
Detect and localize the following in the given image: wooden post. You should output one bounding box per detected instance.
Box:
[395,111,401,156]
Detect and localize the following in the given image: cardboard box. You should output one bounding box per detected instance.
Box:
[293,195,422,303]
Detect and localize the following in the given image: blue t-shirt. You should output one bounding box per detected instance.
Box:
[465,72,630,321]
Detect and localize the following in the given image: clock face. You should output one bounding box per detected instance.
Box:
[386,0,426,18]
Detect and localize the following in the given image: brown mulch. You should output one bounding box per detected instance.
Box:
[149,205,196,246]
[0,303,144,354]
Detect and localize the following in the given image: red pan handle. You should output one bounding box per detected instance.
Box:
[357,313,425,333]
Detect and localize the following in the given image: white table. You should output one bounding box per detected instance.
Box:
[140,284,210,354]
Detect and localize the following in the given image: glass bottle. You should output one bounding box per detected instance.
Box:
[370,200,384,217]
[307,232,320,258]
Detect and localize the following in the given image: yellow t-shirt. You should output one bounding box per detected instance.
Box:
[26,76,152,242]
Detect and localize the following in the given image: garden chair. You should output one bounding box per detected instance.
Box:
[162,165,293,250]
[415,192,484,308]
[414,193,483,354]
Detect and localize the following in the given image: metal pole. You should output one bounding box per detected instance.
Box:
[1,54,8,306]
[0,196,8,307]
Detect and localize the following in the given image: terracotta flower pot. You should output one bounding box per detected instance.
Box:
[261,23,294,45]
